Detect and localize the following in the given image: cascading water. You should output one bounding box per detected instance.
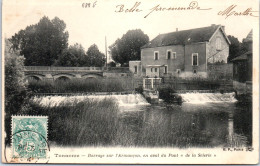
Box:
[33,94,150,107]
[87,94,149,106]
[180,92,237,104]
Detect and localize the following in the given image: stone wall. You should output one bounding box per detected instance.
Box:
[183,43,207,77]
[207,63,233,80]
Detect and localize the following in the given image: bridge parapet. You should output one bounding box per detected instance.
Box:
[24,66,104,71]
[24,66,104,81]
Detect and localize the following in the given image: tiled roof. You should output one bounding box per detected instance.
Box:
[142,25,222,48]
[231,51,252,61]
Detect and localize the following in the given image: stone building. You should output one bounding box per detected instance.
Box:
[130,24,231,78]
[129,61,142,77]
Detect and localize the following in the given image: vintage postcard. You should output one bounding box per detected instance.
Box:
[2,0,259,164]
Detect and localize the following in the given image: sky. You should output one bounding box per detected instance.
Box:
[2,0,259,59]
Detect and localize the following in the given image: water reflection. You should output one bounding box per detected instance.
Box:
[116,102,252,148]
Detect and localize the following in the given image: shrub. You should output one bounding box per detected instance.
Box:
[28,80,54,93]
[135,86,143,94]
[158,86,179,103]
[28,77,135,93]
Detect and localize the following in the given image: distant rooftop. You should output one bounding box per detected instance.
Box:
[243,30,253,43]
[231,51,252,62]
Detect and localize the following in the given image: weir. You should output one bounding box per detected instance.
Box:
[33,94,150,107]
[180,92,237,103]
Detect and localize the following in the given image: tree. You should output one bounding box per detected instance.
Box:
[86,44,105,67]
[55,43,86,67]
[227,35,241,63]
[227,35,250,63]
[107,61,116,67]
[4,39,29,143]
[240,39,250,54]
[109,29,149,66]
[9,16,69,66]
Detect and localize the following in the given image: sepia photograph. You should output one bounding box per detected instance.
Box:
[1,0,259,164]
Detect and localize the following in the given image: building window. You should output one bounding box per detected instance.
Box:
[234,65,238,74]
[193,69,197,74]
[216,37,221,50]
[166,50,171,59]
[134,66,137,73]
[166,51,176,59]
[155,68,157,72]
[151,68,153,72]
[192,53,198,66]
[176,69,181,74]
[172,52,177,59]
[154,51,159,60]
[164,66,168,74]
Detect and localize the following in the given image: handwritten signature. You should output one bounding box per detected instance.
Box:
[218,5,258,19]
[115,1,211,18]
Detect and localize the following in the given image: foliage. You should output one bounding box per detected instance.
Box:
[55,43,105,67]
[85,44,105,67]
[9,16,69,66]
[227,35,241,63]
[28,78,135,93]
[21,98,118,146]
[107,61,116,67]
[4,39,31,144]
[135,86,143,94]
[54,43,86,66]
[158,86,181,103]
[109,29,149,66]
[227,35,250,63]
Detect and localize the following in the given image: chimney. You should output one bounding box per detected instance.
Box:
[176,28,178,32]
[221,25,225,32]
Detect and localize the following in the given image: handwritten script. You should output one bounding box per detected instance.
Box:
[114,1,258,19]
[115,1,211,18]
[218,5,258,19]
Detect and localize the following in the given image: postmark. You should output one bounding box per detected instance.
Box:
[11,116,49,163]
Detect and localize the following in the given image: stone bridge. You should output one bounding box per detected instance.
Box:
[24,66,104,81]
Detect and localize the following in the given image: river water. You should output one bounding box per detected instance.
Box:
[117,102,252,147]
[34,93,252,148]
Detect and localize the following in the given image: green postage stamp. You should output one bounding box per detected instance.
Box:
[11,116,48,162]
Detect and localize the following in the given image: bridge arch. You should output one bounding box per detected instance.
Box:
[25,74,44,81]
[81,73,103,79]
[53,73,75,81]
[55,76,70,82]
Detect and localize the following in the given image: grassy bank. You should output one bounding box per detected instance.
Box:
[28,78,135,93]
[19,98,118,146]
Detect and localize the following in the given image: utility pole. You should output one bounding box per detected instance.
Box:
[105,36,108,70]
